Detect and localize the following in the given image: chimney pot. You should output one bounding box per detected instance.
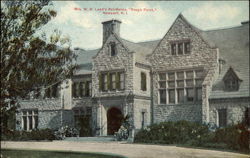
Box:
[102,19,121,45]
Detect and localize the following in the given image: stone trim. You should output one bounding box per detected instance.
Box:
[209,97,250,103]
[154,65,205,73]
[134,95,151,100]
[135,62,151,70]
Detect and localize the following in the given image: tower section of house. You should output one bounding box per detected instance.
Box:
[147,14,219,124]
[92,19,153,136]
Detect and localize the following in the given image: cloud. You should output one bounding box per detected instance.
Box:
[184,2,241,25]
[122,1,170,26]
[53,1,100,29]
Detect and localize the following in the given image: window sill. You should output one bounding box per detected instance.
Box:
[100,90,125,93]
[73,96,91,99]
[158,102,202,106]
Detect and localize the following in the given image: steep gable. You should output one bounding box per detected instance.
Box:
[223,67,241,81]
[147,13,218,71]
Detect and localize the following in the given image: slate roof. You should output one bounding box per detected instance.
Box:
[206,22,249,99]
[74,38,160,74]
[121,38,160,64]
[74,16,249,99]
[74,48,99,75]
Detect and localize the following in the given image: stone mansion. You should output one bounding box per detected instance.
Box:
[17,14,250,136]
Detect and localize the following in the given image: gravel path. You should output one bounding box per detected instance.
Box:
[1,141,249,158]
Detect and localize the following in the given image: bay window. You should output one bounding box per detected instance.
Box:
[99,71,125,91]
[158,69,204,104]
[22,109,38,131]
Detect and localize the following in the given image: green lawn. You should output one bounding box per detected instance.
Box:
[1,149,126,158]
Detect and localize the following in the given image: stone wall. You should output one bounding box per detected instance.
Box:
[133,65,151,97]
[209,97,250,126]
[133,98,151,130]
[147,15,218,123]
[92,33,134,98]
[153,103,202,123]
[16,99,74,130]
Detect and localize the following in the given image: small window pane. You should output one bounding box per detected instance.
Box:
[177,80,184,87]
[177,89,184,103]
[171,44,176,55]
[168,89,175,104]
[218,109,227,127]
[186,79,194,87]
[159,81,166,88]
[120,73,125,90]
[22,111,27,116]
[34,110,38,115]
[184,42,190,54]
[87,107,92,115]
[187,88,194,102]
[120,73,124,81]
[168,81,175,88]
[28,111,32,115]
[111,43,116,56]
[34,116,38,129]
[178,43,183,55]
[196,88,202,101]
[186,71,193,79]
[195,79,203,86]
[141,72,147,91]
[104,74,108,91]
[29,116,32,130]
[177,72,184,79]
[111,73,116,90]
[168,73,175,80]
[23,117,27,131]
[159,90,166,104]
[195,70,204,78]
[159,73,166,81]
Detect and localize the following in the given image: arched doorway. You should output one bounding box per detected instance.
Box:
[107,107,123,135]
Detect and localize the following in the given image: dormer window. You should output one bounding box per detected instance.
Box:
[224,79,238,91]
[110,42,116,56]
[223,67,241,92]
[170,40,190,55]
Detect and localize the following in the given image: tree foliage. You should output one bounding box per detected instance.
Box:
[0,0,77,129]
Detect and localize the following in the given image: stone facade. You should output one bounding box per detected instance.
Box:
[209,98,250,126]
[147,15,218,124]
[16,14,249,136]
[17,99,74,130]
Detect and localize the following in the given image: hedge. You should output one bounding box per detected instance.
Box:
[134,120,249,151]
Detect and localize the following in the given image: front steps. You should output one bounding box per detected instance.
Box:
[63,136,116,142]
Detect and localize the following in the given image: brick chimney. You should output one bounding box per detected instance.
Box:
[102,19,121,45]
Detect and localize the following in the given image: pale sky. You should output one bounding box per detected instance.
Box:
[41,1,249,50]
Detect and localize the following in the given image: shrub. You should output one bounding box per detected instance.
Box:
[1,128,55,141]
[134,121,250,152]
[214,123,249,150]
[134,120,211,145]
[54,126,79,140]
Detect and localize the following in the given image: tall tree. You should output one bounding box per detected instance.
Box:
[0,1,77,130]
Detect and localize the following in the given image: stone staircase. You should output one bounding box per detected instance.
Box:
[63,136,116,142]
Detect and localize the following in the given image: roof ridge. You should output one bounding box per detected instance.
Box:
[204,24,244,32]
[136,38,161,44]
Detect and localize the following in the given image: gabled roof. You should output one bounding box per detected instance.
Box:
[74,33,160,75]
[74,48,99,75]
[208,22,249,99]
[73,15,249,100]
[222,67,242,81]
[121,38,160,64]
